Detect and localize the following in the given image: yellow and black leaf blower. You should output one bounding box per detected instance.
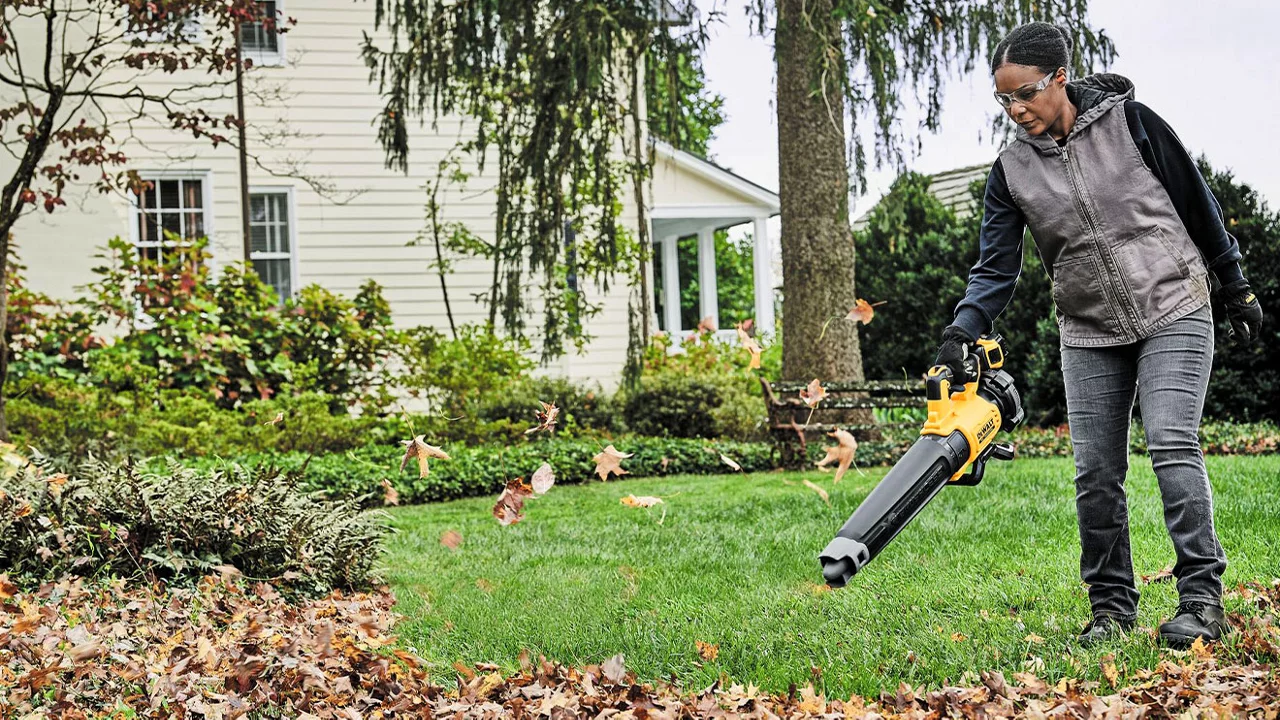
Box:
[819,334,1026,588]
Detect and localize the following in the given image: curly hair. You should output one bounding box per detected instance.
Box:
[990,22,1073,75]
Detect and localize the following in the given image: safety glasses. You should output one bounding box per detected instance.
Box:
[993,69,1061,109]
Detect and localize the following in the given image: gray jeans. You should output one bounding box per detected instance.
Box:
[1060,302,1226,618]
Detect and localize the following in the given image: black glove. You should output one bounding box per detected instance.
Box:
[934,325,976,387]
[1215,279,1263,345]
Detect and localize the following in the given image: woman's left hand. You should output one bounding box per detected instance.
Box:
[1216,279,1264,345]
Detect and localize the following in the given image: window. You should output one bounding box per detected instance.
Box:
[249,189,296,301]
[134,177,208,261]
[240,1,283,66]
[128,6,203,43]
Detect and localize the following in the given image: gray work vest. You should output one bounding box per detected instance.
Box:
[999,88,1209,347]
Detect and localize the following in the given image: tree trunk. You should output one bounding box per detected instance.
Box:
[774,0,865,386]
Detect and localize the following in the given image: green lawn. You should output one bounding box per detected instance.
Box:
[382,455,1280,697]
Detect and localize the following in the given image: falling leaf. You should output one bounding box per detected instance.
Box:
[799,379,828,409]
[380,478,400,506]
[440,530,463,550]
[592,445,633,481]
[660,456,671,472]
[815,429,859,483]
[696,316,717,333]
[524,401,560,435]
[264,411,284,426]
[736,320,762,369]
[720,453,742,472]
[846,298,886,325]
[696,641,719,661]
[620,494,663,508]
[401,436,450,477]
[492,478,533,526]
[801,479,830,505]
[602,653,626,684]
[530,462,555,496]
[1141,565,1175,585]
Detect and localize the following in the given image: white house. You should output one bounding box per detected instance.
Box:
[4,0,779,384]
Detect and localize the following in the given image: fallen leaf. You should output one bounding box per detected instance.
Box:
[524,401,560,435]
[530,462,555,496]
[0,575,17,600]
[801,479,830,505]
[950,632,967,642]
[601,653,626,684]
[1101,661,1119,687]
[1023,632,1044,645]
[475,578,493,593]
[846,298,885,325]
[401,436,450,477]
[440,530,463,550]
[720,453,742,472]
[815,429,859,483]
[799,379,827,409]
[696,641,719,662]
[592,445,633,481]
[1189,636,1213,660]
[620,494,663,508]
[797,685,826,714]
[493,478,533,526]
[264,411,284,426]
[1141,565,1175,584]
[380,478,400,506]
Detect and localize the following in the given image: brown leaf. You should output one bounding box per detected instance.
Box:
[601,653,626,684]
[1141,565,1175,584]
[0,575,17,600]
[1101,661,1119,687]
[380,478,400,506]
[401,436,450,477]
[696,640,719,662]
[696,316,717,333]
[950,632,967,642]
[493,478,533,526]
[440,530,463,550]
[814,429,858,483]
[720,453,742,472]
[68,640,106,662]
[592,445,633,481]
[524,401,560,435]
[846,298,885,325]
[620,494,663,508]
[799,379,827,409]
[264,411,284,426]
[475,578,494,593]
[801,479,830,505]
[736,320,762,369]
[1023,632,1045,645]
[660,456,671,472]
[530,462,555,496]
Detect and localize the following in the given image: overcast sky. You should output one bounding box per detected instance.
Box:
[696,0,1279,220]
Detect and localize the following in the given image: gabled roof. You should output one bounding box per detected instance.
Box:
[852,162,991,230]
[651,140,781,215]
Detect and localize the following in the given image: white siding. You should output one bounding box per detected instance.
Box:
[2,0,639,383]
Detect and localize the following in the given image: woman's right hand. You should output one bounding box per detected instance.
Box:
[934,325,976,386]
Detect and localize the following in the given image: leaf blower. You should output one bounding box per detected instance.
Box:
[819,334,1026,588]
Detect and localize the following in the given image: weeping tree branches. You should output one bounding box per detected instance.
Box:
[360,0,713,359]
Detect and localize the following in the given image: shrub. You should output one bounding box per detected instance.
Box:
[0,457,388,591]
[399,324,535,417]
[624,374,722,438]
[478,376,624,436]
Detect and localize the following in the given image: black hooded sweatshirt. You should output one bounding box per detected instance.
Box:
[952,74,1245,341]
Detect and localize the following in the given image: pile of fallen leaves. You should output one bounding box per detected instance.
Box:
[0,573,439,718]
[6,576,1280,718]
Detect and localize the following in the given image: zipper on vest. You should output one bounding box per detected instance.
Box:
[1060,146,1140,335]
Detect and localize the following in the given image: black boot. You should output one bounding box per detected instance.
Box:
[1158,601,1228,648]
[1078,614,1136,647]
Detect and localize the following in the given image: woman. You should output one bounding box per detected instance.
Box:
[934,22,1264,648]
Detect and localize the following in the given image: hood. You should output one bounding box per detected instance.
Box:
[1015,72,1136,155]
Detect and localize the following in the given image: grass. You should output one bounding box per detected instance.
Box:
[382,454,1280,698]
